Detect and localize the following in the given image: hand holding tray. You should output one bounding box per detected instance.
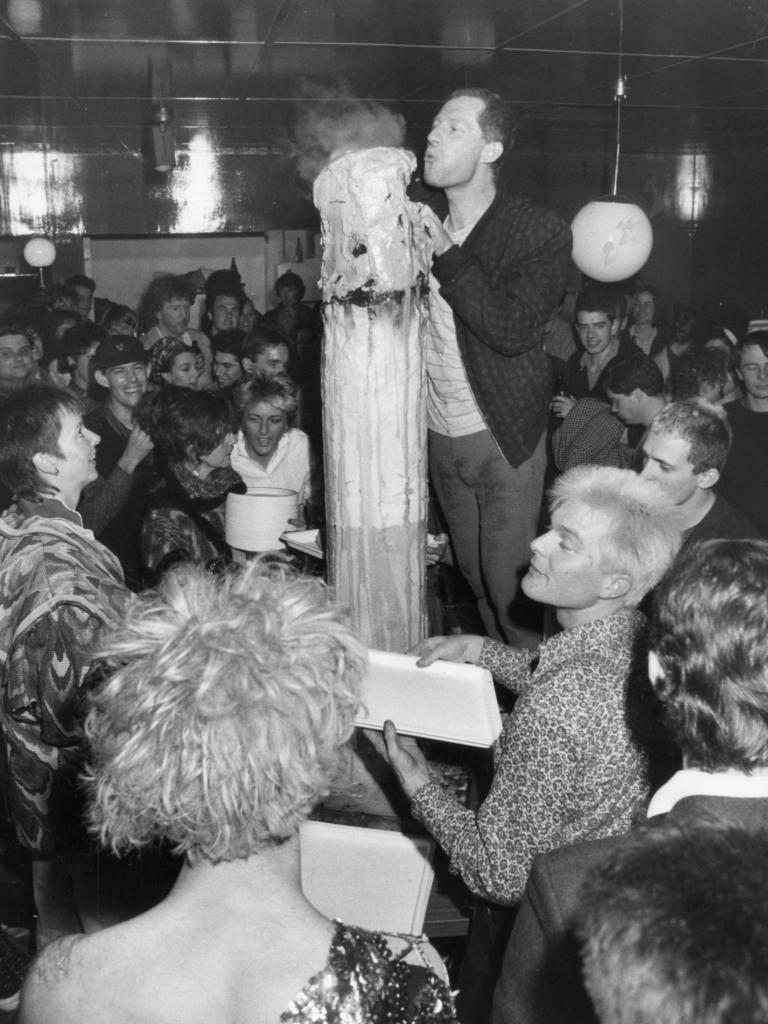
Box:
[356,649,502,748]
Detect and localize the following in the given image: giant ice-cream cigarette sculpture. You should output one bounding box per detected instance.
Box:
[314,147,432,651]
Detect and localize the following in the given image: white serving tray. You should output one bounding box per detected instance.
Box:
[356,649,502,748]
[280,529,324,559]
[300,820,435,934]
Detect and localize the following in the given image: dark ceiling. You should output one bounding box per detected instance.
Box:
[3,0,768,160]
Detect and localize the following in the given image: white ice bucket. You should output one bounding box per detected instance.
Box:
[225,488,299,552]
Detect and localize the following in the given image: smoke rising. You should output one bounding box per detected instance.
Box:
[293,83,406,183]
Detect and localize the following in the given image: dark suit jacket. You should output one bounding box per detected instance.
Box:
[492,795,768,1024]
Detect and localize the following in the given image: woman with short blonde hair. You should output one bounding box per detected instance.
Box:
[19,563,456,1024]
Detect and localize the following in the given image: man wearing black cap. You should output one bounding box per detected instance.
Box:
[80,335,156,589]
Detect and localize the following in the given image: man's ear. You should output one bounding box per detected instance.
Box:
[32,451,58,479]
[600,572,631,601]
[648,649,664,685]
[94,368,109,389]
[481,140,503,165]
[696,466,719,490]
[48,364,72,389]
[183,442,200,467]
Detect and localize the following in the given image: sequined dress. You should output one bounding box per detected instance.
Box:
[280,920,456,1023]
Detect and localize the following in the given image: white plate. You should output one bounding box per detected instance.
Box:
[357,649,502,748]
[280,529,324,559]
[300,820,435,934]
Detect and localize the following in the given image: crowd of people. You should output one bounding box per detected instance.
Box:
[0,268,322,590]
[0,85,766,1024]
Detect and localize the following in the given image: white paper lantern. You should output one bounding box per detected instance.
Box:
[23,236,56,269]
[571,197,653,282]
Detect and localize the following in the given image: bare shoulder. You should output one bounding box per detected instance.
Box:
[19,934,89,1024]
[25,934,86,988]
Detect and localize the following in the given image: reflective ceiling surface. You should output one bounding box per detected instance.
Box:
[2,0,768,156]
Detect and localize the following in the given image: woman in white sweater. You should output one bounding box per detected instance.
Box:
[230,371,314,506]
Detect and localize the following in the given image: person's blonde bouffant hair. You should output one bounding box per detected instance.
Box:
[549,464,683,606]
[84,561,366,864]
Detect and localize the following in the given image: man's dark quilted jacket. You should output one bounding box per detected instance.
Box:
[432,186,572,467]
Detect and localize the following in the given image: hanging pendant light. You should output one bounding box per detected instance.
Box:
[571,1,652,282]
[152,104,175,173]
[149,56,176,173]
[23,236,56,286]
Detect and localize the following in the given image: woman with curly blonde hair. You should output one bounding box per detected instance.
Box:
[19,562,456,1024]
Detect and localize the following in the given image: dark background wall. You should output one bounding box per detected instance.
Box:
[1,137,764,320]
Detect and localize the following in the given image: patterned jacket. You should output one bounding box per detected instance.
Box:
[412,609,653,905]
[431,187,572,467]
[0,499,126,853]
[551,398,631,472]
[141,462,243,577]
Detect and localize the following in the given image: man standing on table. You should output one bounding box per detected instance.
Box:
[421,88,571,646]
[382,465,681,1022]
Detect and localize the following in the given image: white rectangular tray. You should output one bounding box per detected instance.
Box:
[356,649,502,748]
[300,820,435,934]
[280,529,324,559]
